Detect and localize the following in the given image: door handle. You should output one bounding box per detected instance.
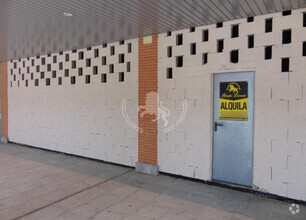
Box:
[214,122,223,131]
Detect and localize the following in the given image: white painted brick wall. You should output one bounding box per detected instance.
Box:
[158,9,306,200]
[8,39,139,167]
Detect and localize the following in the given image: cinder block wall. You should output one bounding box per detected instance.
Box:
[7,39,139,167]
[6,8,306,201]
[158,9,306,200]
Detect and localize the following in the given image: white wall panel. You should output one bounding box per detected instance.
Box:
[8,39,139,167]
[158,9,306,200]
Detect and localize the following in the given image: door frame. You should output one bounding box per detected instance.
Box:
[210,71,255,187]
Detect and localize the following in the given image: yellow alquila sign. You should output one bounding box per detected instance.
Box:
[219,81,248,120]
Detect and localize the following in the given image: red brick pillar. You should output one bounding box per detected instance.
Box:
[136,35,159,175]
[1,62,8,143]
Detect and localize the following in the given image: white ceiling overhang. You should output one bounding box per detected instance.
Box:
[0,0,305,61]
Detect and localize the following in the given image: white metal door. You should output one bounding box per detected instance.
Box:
[212,72,254,187]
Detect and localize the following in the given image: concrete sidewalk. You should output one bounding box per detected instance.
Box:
[0,143,304,220]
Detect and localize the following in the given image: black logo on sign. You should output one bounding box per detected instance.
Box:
[220,81,248,100]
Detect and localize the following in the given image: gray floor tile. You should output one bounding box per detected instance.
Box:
[0,142,305,220]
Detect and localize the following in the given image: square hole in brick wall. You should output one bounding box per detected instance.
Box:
[176,56,183,67]
[103,43,107,48]
[59,62,63,70]
[46,78,50,86]
[217,39,224,53]
[282,10,291,16]
[127,62,131,72]
[265,46,272,60]
[202,29,209,42]
[247,17,254,22]
[119,72,124,82]
[120,40,125,45]
[176,34,183,45]
[248,35,254,48]
[102,56,107,65]
[303,42,306,56]
[72,60,76,69]
[85,75,91,84]
[59,51,63,55]
[265,18,273,33]
[282,58,290,72]
[65,69,69,77]
[167,46,172,57]
[41,72,45,79]
[71,76,76,84]
[47,64,51,71]
[230,50,239,63]
[53,56,57,63]
[110,46,115,55]
[35,79,39,86]
[78,68,83,76]
[282,29,291,44]
[190,27,195,32]
[128,43,132,53]
[65,54,69,62]
[87,47,92,51]
[58,77,62,85]
[167,68,173,79]
[93,66,98,75]
[52,71,56,78]
[101,74,107,83]
[72,49,77,53]
[119,54,125,63]
[167,31,172,36]
[109,64,114,73]
[79,51,84,60]
[216,22,223,28]
[202,53,208,65]
[231,25,239,38]
[86,59,91,67]
[190,43,196,55]
[94,49,99,58]
[41,58,45,65]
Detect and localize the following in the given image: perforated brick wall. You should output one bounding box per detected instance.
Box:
[158,9,306,200]
[7,39,139,166]
[5,7,306,201]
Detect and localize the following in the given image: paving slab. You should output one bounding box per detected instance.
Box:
[0,143,305,220]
